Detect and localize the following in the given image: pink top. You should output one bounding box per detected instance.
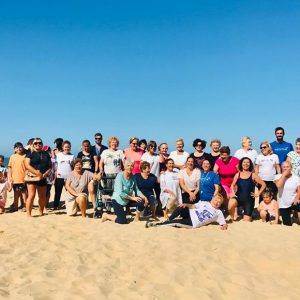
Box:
[259,200,278,217]
[215,156,239,187]
[124,148,144,175]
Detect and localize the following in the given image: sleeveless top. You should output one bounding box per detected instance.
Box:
[236,173,255,199]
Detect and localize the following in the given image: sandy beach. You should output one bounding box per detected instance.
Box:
[1,188,300,300]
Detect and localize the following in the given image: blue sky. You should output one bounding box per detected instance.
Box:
[1,0,299,156]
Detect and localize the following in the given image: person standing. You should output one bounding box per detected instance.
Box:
[124,137,144,175]
[270,127,294,167]
[169,139,189,171]
[207,139,221,169]
[91,132,108,165]
[53,141,75,210]
[234,136,258,164]
[189,138,209,170]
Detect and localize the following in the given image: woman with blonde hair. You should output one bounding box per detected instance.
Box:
[234,136,258,164]
[255,141,280,201]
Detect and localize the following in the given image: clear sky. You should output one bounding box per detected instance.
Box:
[1,0,299,156]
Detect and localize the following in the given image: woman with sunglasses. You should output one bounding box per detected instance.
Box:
[124,137,144,175]
[24,138,52,217]
[255,141,280,202]
[189,138,209,170]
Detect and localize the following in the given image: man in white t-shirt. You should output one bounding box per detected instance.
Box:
[146,194,227,230]
[169,139,189,170]
[274,161,300,226]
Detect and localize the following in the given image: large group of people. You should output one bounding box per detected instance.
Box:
[1,127,300,229]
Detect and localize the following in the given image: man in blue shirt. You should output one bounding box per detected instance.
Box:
[270,127,294,167]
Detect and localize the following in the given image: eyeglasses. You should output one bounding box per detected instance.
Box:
[260,146,267,149]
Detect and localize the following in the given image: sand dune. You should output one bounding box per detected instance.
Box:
[1,188,300,299]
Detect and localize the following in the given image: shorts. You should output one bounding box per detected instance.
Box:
[13,183,27,193]
[65,193,88,216]
[27,179,47,187]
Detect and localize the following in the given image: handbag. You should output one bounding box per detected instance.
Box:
[24,171,40,182]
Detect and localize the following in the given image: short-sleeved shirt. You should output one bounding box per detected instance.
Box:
[77,151,96,173]
[215,156,239,187]
[256,154,279,181]
[189,201,226,228]
[66,170,94,201]
[134,173,157,199]
[206,153,220,169]
[234,149,258,164]
[200,171,220,201]
[287,151,300,177]
[141,152,160,177]
[259,200,278,217]
[91,145,108,158]
[101,149,124,174]
[270,141,294,166]
[189,152,209,170]
[124,148,144,175]
[178,168,200,191]
[274,174,300,208]
[56,153,75,179]
[169,151,189,169]
[26,151,51,174]
[8,154,26,183]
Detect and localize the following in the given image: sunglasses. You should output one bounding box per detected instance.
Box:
[196,144,202,147]
[95,137,102,140]
[34,142,42,145]
[260,146,267,149]
[132,143,138,145]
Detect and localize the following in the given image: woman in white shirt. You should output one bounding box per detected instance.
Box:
[99,136,125,192]
[234,136,258,164]
[53,141,75,209]
[141,140,160,177]
[178,157,200,204]
[255,141,280,202]
[160,158,182,219]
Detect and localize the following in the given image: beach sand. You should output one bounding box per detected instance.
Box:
[1,188,300,300]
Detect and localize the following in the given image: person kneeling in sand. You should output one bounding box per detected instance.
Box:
[65,158,100,217]
[146,194,228,230]
[257,190,279,224]
[101,159,148,224]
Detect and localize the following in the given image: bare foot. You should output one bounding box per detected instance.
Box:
[101,212,109,222]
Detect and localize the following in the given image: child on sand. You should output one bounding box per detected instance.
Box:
[146,194,228,230]
[7,143,27,211]
[0,171,12,213]
[257,190,279,224]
